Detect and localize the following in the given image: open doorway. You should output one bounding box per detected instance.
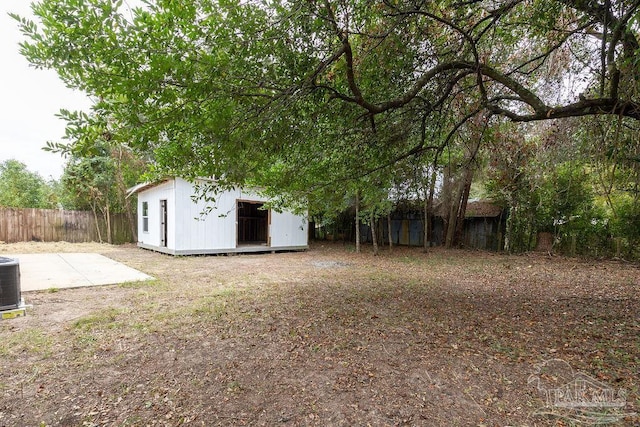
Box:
[237,200,269,246]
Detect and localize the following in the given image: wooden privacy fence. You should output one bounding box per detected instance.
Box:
[0,208,135,244]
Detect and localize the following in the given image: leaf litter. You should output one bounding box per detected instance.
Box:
[0,241,638,426]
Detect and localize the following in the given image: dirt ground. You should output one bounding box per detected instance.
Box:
[0,241,638,426]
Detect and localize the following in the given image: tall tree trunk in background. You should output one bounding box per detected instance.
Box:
[355,191,360,253]
[453,167,474,247]
[440,165,453,247]
[442,165,462,248]
[91,207,102,243]
[387,213,393,251]
[504,205,515,253]
[88,188,104,243]
[105,201,112,244]
[424,167,437,251]
[423,197,429,252]
[91,201,102,243]
[452,131,482,248]
[526,208,536,251]
[371,213,379,256]
[123,188,137,241]
[308,218,316,242]
[113,147,137,242]
[444,193,459,248]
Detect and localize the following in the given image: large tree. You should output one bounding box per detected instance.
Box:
[53,126,146,242]
[13,0,640,214]
[0,159,57,209]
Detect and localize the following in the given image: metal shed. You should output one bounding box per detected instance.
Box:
[129,178,308,255]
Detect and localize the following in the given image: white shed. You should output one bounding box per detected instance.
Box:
[129,178,308,255]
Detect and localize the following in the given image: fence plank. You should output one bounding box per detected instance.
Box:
[0,208,135,244]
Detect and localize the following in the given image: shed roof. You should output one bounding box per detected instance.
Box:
[464,200,504,218]
[126,177,260,198]
[432,199,504,218]
[125,178,173,198]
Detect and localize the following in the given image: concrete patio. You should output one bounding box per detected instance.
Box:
[3,253,153,292]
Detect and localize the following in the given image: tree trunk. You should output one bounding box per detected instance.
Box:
[355,191,360,253]
[423,197,429,252]
[424,166,437,251]
[453,167,474,247]
[105,201,112,244]
[91,201,102,243]
[371,214,379,256]
[308,219,316,241]
[441,165,453,247]
[124,197,137,242]
[444,198,458,248]
[113,147,137,242]
[504,205,515,253]
[118,171,137,242]
[443,166,460,248]
[387,213,393,251]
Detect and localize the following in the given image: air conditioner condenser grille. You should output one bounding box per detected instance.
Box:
[0,257,21,311]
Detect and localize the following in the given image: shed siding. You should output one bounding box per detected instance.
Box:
[172,178,236,251]
[136,178,307,254]
[173,179,270,251]
[137,180,175,250]
[270,210,308,247]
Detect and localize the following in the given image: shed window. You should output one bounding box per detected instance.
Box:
[142,201,149,233]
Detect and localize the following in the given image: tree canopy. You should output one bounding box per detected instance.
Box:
[13,0,640,217]
[0,159,57,208]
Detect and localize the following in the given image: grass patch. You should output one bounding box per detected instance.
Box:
[192,300,229,319]
[191,292,236,320]
[0,328,53,357]
[367,271,396,284]
[73,307,125,331]
[71,307,150,357]
[398,255,422,265]
[209,287,238,298]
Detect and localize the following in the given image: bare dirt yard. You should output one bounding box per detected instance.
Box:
[0,242,638,426]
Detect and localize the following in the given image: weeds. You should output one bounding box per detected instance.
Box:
[0,327,52,357]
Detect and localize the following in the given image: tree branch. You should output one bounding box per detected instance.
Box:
[488,98,640,121]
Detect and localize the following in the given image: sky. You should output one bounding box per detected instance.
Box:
[0,1,92,180]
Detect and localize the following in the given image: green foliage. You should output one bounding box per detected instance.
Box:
[11,0,640,257]
[60,150,115,211]
[610,196,640,258]
[578,115,640,257]
[0,159,58,209]
[16,0,639,196]
[485,115,640,258]
[535,162,594,232]
[539,163,609,256]
[485,123,596,253]
[55,136,145,243]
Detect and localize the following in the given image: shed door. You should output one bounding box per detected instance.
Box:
[237,200,269,246]
[160,199,168,247]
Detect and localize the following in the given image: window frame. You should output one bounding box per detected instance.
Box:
[142,201,149,233]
